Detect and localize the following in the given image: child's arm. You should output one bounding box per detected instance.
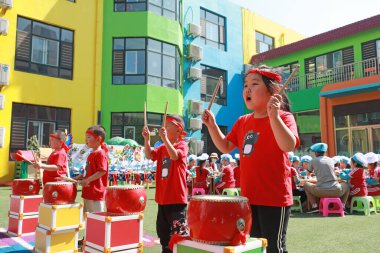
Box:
[202,110,236,153]
[267,94,297,152]
[142,126,153,160]
[81,170,106,187]
[34,161,60,171]
[159,127,180,160]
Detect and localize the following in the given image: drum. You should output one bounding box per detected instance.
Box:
[105,185,147,214]
[12,179,41,195]
[43,182,77,204]
[188,195,252,245]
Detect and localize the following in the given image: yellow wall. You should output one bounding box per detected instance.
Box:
[242,9,304,63]
[0,0,103,182]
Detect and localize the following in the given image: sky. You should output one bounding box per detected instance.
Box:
[229,0,380,37]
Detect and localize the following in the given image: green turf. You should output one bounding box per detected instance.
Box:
[1,186,380,253]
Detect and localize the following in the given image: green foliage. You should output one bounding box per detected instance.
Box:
[106,136,140,147]
[27,135,40,155]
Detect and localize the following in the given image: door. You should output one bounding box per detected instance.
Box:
[351,128,369,154]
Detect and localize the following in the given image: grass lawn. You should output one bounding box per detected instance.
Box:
[1,186,379,253]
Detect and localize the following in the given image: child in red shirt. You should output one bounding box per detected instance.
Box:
[142,114,188,253]
[34,130,68,185]
[202,66,299,253]
[347,153,368,198]
[75,125,109,213]
[193,153,211,194]
[215,154,235,194]
[366,152,380,196]
[233,154,241,188]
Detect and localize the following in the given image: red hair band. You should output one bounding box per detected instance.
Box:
[247,69,282,83]
[49,134,69,153]
[165,117,187,139]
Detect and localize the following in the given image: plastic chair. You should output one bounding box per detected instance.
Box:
[291,196,303,213]
[372,196,380,213]
[192,188,206,196]
[319,197,344,217]
[350,196,377,216]
[221,188,240,196]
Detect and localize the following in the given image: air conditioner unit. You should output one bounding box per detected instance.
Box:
[187,44,203,62]
[0,127,5,147]
[243,64,253,74]
[0,0,12,9]
[189,138,204,155]
[0,64,10,85]
[0,94,4,109]
[188,67,201,81]
[187,23,201,38]
[0,18,9,35]
[188,100,203,115]
[189,118,202,131]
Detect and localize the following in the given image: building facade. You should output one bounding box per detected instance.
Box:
[101,0,184,147]
[251,15,380,156]
[0,0,102,181]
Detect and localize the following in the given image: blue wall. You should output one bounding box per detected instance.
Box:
[182,0,244,141]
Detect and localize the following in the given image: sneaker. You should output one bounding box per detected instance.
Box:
[307,207,319,214]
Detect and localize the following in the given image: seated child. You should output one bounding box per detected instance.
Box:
[215,154,235,194]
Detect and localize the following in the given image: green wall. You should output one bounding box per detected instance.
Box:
[101,2,184,137]
[262,27,380,113]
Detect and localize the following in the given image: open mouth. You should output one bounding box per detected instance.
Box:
[246,96,252,101]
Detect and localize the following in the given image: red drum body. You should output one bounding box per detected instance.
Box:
[105,185,147,214]
[188,195,252,245]
[12,179,41,195]
[43,182,77,204]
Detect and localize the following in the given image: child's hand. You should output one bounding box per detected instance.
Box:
[202,109,216,127]
[80,179,90,187]
[158,127,167,141]
[267,94,282,119]
[142,126,150,141]
[33,161,42,169]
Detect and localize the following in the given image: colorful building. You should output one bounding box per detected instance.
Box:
[0,0,102,181]
[101,0,184,147]
[182,2,304,155]
[251,15,380,157]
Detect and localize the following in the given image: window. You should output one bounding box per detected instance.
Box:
[255,31,273,53]
[200,65,227,106]
[10,103,71,160]
[306,50,343,74]
[202,125,227,155]
[15,16,74,80]
[114,0,181,22]
[111,112,163,146]
[112,38,182,89]
[200,8,226,50]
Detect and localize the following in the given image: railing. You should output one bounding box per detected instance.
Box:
[286,57,380,92]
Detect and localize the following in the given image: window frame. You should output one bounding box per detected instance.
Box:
[200,65,227,106]
[15,16,74,80]
[255,31,274,54]
[112,37,182,90]
[200,8,226,51]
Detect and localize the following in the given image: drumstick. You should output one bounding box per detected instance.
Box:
[144,101,147,127]
[60,177,78,183]
[278,65,299,95]
[162,101,169,127]
[16,153,35,165]
[207,76,223,110]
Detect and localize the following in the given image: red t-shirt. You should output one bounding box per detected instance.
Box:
[81,149,109,201]
[195,166,210,183]
[290,167,298,190]
[349,167,367,193]
[234,166,240,185]
[43,148,68,184]
[221,165,235,184]
[227,111,299,207]
[151,140,188,205]
[369,167,380,181]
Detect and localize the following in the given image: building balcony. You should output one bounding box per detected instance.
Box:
[286,57,380,92]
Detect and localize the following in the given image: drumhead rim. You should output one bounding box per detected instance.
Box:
[45,182,74,185]
[190,195,249,203]
[107,185,144,190]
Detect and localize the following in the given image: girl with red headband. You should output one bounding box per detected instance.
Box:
[202,65,299,253]
[33,130,68,185]
[142,114,188,253]
[74,125,109,213]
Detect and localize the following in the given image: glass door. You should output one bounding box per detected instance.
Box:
[351,128,369,154]
[371,127,380,154]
